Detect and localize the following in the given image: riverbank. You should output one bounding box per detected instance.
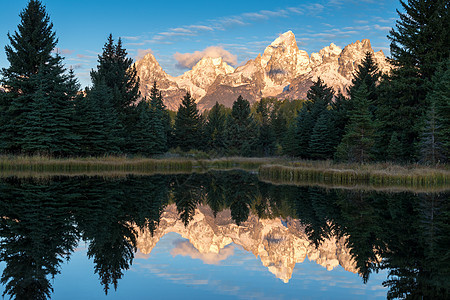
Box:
[259,161,449,188]
[0,155,448,189]
[0,155,193,174]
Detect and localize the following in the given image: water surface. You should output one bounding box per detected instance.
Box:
[0,171,448,299]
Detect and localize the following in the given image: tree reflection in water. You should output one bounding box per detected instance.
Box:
[0,171,448,299]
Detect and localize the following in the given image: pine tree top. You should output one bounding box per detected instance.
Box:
[388,0,449,79]
[149,81,166,111]
[90,34,140,111]
[3,0,57,79]
[231,95,251,121]
[306,77,334,107]
[348,51,380,101]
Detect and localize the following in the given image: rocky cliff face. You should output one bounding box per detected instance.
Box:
[175,57,235,101]
[197,54,266,110]
[134,31,391,111]
[135,204,357,283]
[134,53,186,110]
[278,39,390,100]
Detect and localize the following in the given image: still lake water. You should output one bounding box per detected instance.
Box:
[0,171,448,299]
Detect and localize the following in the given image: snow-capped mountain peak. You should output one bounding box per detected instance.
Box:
[261,31,311,84]
[134,31,392,111]
[174,56,235,100]
[269,30,296,47]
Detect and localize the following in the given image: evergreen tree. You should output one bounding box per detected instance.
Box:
[329,92,350,152]
[91,35,140,117]
[289,78,334,158]
[149,81,170,151]
[128,100,166,155]
[282,122,299,157]
[225,96,259,156]
[389,0,449,82]
[20,80,56,154]
[335,83,376,163]
[309,110,336,160]
[386,132,404,163]
[204,102,227,153]
[173,92,203,151]
[0,0,79,155]
[425,60,450,163]
[419,102,446,165]
[270,101,288,148]
[306,77,334,121]
[376,0,449,160]
[255,99,276,156]
[348,51,381,111]
[90,35,140,153]
[75,82,123,156]
[292,108,314,158]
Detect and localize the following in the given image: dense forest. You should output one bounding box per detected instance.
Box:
[0,0,448,164]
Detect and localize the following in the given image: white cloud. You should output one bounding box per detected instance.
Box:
[374,24,391,31]
[305,3,324,14]
[174,46,237,69]
[121,36,141,41]
[171,240,234,265]
[287,7,303,15]
[187,25,214,31]
[150,5,306,42]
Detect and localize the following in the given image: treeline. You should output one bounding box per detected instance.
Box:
[0,173,448,299]
[0,0,448,164]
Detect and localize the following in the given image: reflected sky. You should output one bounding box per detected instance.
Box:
[0,173,447,299]
[47,233,387,300]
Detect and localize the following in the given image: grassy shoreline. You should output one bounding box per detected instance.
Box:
[0,155,448,190]
[259,162,449,188]
[0,155,194,174]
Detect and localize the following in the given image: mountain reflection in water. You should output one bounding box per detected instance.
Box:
[0,171,448,299]
[136,204,357,283]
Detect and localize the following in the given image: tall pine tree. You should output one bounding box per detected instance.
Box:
[0,0,79,155]
[288,78,334,158]
[376,0,449,160]
[89,35,140,153]
[419,60,450,164]
[173,92,203,151]
[91,35,140,117]
[149,81,170,151]
[309,110,336,160]
[419,102,445,165]
[348,52,381,106]
[431,60,450,162]
[75,82,124,156]
[204,102,227,154]
[225,96,259,157]
[335,83,376,163]
[128,100,166,156]
[255,99,276,156]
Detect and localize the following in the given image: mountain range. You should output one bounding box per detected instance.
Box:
[135,31,391,111]
[135,204,357,283]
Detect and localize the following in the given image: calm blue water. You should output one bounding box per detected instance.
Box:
[48,233,387,300]
[0,172,447,299]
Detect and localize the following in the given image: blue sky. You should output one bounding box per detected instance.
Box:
[39,233,388,299]
[0,0,399,87]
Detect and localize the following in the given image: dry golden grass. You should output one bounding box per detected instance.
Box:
[259,160,450,189]
[0,155,448,190]
[0,155,193,174]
